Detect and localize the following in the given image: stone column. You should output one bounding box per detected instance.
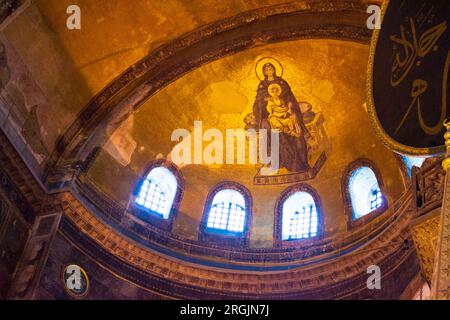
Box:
[7,210,62,299]
[431,119,450,299]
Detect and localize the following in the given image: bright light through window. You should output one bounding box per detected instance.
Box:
[206,189,246,234]
[282,191,318,240]
[349,166,383,219]
[135,167,177,219]
[402,156,426,177]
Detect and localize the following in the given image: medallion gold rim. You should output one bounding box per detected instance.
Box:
[366,0,446,157]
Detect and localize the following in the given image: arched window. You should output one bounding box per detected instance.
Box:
[349,166,383,219]
[282,191,319,240]
[200,182,252,246]
[274,184,322,246]
[206,189,246,233]
[135,166,177,219]
[402,155,426,177]
[132,161,184,230]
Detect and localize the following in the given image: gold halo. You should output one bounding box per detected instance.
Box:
[268,83,282,96]
[255,57,283,81]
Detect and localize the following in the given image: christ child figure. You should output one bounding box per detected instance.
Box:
[265,83,301,137]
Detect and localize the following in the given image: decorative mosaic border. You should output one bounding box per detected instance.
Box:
[58,190,418,298]
[254,153,327,185]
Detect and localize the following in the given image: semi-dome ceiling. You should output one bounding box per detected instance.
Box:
[1,0,401,252]
[1,0,428,301]
[85,38,405,245]
[35,0,307,97]
[1,0,380,172]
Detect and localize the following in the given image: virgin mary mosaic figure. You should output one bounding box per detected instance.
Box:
[251,57,310,173]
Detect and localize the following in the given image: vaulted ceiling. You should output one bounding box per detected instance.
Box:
[1,0,426,300]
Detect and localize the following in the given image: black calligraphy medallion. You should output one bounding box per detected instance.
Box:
[369,0,449,155]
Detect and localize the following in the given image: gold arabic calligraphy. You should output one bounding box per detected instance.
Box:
[391,18,448,136]
[390,18,447,87]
